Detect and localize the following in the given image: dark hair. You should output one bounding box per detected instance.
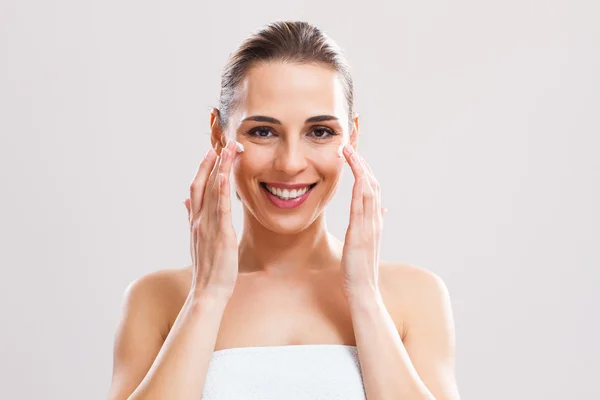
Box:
[215,20,355,134]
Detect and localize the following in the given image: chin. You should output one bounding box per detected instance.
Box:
[258,212,319,235]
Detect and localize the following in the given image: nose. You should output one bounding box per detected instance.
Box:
[272,139,308,176]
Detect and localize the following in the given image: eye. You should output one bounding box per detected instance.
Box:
[247,126,275,139]
[308,126,338,140]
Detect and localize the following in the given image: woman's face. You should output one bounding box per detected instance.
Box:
[222,61,357,234]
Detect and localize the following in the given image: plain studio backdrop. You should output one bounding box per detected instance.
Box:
[1,1,598,399]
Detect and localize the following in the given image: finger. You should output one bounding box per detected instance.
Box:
[216,141,237,228]
[210,141,235,206]
[189,148,217,221]
[359,155,382,222]
[217,173,233,228]
[204,141,232,221]
[344,147,375,225]
[359,155,379,200]
[360,156,384,236]
[347,172,364,230]
[219,140,237,179]
[204,154,223,227]
[184,198,191,223]
[343,145,366,228]
[359,160,376,231]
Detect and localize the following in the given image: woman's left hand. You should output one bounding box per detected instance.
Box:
[340,144,387,303]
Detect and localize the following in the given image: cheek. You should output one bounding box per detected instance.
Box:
[231,152,266,188]
[306,145,345,175]
[232,159,249,184]
[232,143,344,183]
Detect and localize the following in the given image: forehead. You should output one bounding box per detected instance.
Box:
[234,62,347,123]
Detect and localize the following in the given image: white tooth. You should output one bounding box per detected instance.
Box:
[290,189,298,198]
[276,188,283,197]
[282,189,290,198]
[299,187,307,195]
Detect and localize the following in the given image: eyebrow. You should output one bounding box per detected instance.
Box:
[241,115,339,125]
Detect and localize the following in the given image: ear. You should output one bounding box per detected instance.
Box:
[209,108,226,155]
[349,112,359,151]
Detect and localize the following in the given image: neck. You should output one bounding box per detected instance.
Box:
[238,209,343,275]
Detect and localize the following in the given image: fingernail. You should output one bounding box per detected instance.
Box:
[235,141,244,153]
[337,144,344,158]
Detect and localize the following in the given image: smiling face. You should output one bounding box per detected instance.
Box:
[214,61,358,234]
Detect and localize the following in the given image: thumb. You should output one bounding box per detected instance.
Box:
[183,198,191,221]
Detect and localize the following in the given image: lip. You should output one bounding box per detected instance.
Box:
[260,182,317,209]
[261,181,317,190]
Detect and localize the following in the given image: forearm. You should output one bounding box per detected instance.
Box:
[128,292,229,399]
[349,290,435,400]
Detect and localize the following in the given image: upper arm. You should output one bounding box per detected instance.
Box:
[107,273,170,400]
[403,268,461,400]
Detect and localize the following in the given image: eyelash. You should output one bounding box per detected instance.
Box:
[246,126,339,141]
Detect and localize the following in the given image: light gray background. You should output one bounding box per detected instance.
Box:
[1,1,598,399]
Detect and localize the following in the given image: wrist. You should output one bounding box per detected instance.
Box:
[344,285,384,311]
[189,285,233,307]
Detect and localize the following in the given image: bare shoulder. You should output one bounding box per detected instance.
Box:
[378,262,451,339]
[121,266,192,332]
[379,261,449,302]
[108,267,191,399]
[379,262,460,399]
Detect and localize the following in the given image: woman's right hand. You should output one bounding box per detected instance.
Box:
[184,140,239,299]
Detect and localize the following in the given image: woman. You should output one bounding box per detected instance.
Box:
[108,20,460,400]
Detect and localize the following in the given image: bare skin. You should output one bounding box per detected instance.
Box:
[108,61,458,399]
[108,258,428,398]
[171,260,412,351]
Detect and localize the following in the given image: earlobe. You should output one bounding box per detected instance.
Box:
[210,132,224,153]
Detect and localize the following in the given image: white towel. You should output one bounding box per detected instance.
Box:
[201,344,366,400]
